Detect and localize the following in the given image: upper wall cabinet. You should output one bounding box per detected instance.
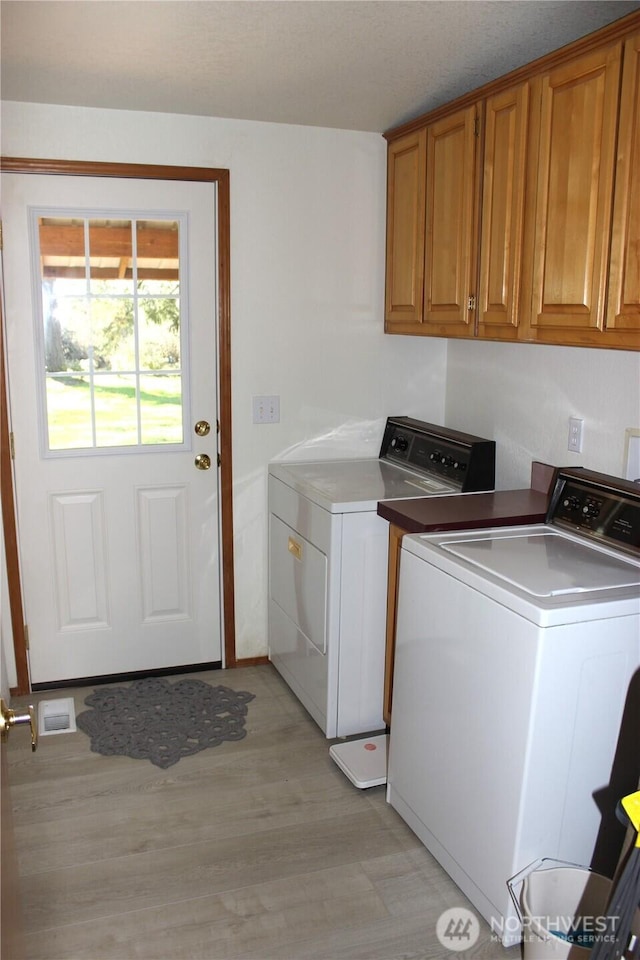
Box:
[521,42,622,345]
[476,82,529,340]
[384,130,427,327]
[384,11,640,351]
[606,29,640,338]
[385,107,480,337]
[423,104,479,337]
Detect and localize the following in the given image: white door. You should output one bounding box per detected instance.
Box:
[1,173,222,684]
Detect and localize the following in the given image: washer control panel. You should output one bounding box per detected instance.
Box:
[549,469,640,556]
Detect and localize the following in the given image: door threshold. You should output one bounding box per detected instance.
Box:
[31,660,223,692]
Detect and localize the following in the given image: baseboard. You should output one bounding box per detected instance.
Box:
[233,655,270,667]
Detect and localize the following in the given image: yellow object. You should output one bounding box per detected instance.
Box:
[621,791,640,846]
[287,536,302,561]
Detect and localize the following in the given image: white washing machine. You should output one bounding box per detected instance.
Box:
[268,417,495,741]
[387,467,640,946]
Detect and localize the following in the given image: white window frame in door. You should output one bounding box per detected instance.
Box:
[29,206,193,459]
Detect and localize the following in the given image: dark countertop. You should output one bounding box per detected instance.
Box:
[377,487,550,533]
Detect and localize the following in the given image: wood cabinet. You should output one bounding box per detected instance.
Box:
[606,29,640,337]
[423,104,479,337]
[385,89,526,343]
[384,130,426,328]
[522,42,622,345]
[384,11,640,351]
[385,106,480,337]
[477,83,529,340]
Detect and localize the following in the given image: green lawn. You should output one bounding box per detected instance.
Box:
[46,373,183,449]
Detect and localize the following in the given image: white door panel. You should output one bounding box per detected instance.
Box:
[2,173,222,683]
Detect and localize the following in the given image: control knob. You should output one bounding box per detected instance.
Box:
[562,496,581,512]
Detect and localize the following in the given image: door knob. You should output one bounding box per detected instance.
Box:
[194,420,211,437]
[0,698,38,751]
[195,453,212,470]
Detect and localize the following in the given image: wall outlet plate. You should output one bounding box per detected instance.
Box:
[252,395,280,424]
[568,417,584,453]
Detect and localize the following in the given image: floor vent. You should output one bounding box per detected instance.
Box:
[38,698,77,736]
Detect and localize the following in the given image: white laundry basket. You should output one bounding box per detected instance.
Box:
[521,865,630,959]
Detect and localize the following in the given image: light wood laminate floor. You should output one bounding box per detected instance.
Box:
[7,665,516,959]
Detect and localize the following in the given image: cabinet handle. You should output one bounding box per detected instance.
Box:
[288,536,302,561]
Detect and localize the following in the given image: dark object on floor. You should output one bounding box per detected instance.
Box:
[76,677,255,768]
[590,792,640,960]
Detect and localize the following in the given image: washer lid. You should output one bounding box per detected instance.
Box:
[440,529,640,598]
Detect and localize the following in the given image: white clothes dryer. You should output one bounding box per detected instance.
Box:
[268,417,495,740]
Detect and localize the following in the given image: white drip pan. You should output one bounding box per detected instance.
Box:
[38,698,77,736]
[329,734,388,788]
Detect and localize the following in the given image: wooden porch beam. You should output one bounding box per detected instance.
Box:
[38,223,178,259]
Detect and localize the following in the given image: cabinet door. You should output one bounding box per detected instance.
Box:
[606,30,640,344]
[525,43,622,344]
[477,83,529,339]
[423,104,479,336]
[384,129,427,330]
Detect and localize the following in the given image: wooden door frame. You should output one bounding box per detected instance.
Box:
[0,157,236,694]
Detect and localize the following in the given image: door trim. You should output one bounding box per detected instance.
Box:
[0,157,236,692]
[0,298,30,693]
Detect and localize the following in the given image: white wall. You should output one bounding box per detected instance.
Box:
[446,339,640,489]
[0,101,447,662]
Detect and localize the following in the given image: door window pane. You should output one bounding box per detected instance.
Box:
[93,373,139,447]
[89,220,133,295]
[91,297,136,370]
[36,215,185,453]
[140,374,183,445]
[139,298,181,370]
[43,288,90,374]
[45,375,93,450]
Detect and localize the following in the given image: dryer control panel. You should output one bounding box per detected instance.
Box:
[548,468,640,556]
[379,417,495,493]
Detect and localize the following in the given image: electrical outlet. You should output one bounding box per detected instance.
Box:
[568,417,584,453]
[623,428,640,482]
[252,395,280,424]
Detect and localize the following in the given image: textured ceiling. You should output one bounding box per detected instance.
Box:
[2,0,639,133]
